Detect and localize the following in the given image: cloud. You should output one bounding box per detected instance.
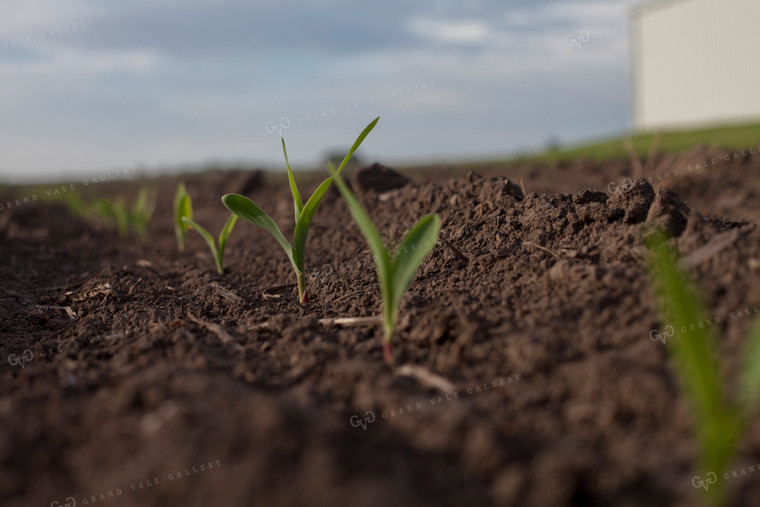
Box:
[0,46,160,105]
[503,0,639,28]
[54,1,421,58]
[0,0,97,39]
[406,19,491,44]
[0,0,638,181]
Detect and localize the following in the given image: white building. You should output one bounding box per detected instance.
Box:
[631,0,760,131]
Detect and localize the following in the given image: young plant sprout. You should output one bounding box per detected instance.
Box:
[328,166,440,363]
[174,182,192,251]
[87,188,154,238]
[111,198,130,238]
[222,117,379,303]
[646,231,760,507]
[129,187,155,239]
[174,181,236,273]
[181,215,238,274]
[52,188,153,238]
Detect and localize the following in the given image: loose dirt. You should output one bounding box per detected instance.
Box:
[1,148,759,506]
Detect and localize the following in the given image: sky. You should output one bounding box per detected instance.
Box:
[0,0,641,182]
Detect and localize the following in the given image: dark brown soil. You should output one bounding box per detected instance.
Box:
[1,147,760,506]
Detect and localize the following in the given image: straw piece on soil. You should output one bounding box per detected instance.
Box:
[210,282,242,304]
[395,364,456,394]
[317,316,382,327]
[680,229,740,269]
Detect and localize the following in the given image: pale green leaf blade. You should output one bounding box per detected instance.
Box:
[739,315,760,413]
[131,187,154,238]
[133,187,148,214]
[282,138,303,222]
[179,193,192,222]
[645,232,740,497]
[330,165,396,342]
[328,165,392,288]
[174,183,192,250]
[133,187,155,220]
[215,214,238,272]
[292,177,333,272]
[335,117,379,175]
[218,213,238,253]
[113,199,129,237]
[290,117,379,271]
[222,193,296,269]
[182,217,216,254]
[390,214,440,312]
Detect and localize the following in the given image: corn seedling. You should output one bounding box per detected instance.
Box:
[129,187,155,238]
[329,166,440,363]
[174,182,192,251]
[646,231,760,507]
[111,199,130,237]
[181,215,237,274]
[103,188,154,238]
[57,188,154,238]
[222,117,379,303]
[174,182,236,273]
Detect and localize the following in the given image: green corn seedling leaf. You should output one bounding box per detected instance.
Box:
[291,118,380,289]
[329,166,394,349]
[113,199,129,238]
[292,177,334,272]
[390,214,440,321]
[215,214,238,274]
[223,118,379,303]
[329,164,439,363]
[175,183,192,251]
[182,214,237,274]
[218,214,238,264]
[221,193,297,271]
[336,116,379,174]
[282,138,303,223]
[646,232,741,507]
[182,217,216,259]
[328,162,392,284]
[133,187,148,216]
[130,187,155,239]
